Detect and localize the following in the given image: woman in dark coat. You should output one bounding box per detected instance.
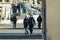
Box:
[23,16,29,34]
[37,15,42,29]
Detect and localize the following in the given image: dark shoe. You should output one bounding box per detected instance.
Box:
[38,27,41,29]
[25,31,28,35]
[27,31,28,34]
[30,33,32,35]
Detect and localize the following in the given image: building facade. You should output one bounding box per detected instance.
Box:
[0,0,42,21]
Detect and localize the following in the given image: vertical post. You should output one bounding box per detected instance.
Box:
[42,0,47,40]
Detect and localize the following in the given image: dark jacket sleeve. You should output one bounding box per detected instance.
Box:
[16,17,17,21]
[33,18,35,23]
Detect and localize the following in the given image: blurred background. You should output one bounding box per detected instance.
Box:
[0,0,43,39]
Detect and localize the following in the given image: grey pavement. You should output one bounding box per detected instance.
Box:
[0,32,43,39]
[0,28,42,34]
[0,30,43,39]
[0,27,43,39]
[0,23,42,28]
[0,33,42,39]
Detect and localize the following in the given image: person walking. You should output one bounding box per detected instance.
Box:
[23,15,29,34]
[37,14,42,29]
[11,2,17,15]
[29,15,36,34]
[17,2,20,16]
[11,15,17,29]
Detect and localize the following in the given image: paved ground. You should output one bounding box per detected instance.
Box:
[0,22,43,39]
[0,29,43,39]
[0,23,41,28]
[0,28,42,33]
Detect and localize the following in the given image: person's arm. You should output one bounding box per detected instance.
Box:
[10,17,12,21]
[16,16,17,21]
[41,17,42,22]
[28,18,29,25]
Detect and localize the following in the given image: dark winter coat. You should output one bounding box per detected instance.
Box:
[29,17,35,29]
[12,16,17,24]
[17,3,20,10]
[37,15,42,23]
[23,18,29,28]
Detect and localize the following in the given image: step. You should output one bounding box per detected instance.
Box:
[0,24,42,28]
[0,33,42,39]
[0,29,42,34]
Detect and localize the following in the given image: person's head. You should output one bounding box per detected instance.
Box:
[30,15,33,17]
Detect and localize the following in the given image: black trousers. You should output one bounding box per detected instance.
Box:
[38,22,41,29]
[13,22,16,29]
[29,25,33,34]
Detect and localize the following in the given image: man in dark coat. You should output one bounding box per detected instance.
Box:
[23,16,29,34]
[29,15,36,34]
[17,2,20,16]
[37,15,42,29]
[12,15,17,29]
